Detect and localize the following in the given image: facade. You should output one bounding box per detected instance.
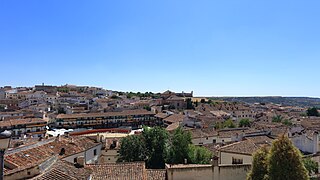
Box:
[165,162,251,180]
[218,136,273,165]
[35,85,57,94]
[100,138,121,163]
[290,131,319,154]
[4,136,101,179]
[232,109,256,120]
[0,118,48,138]
[55,109,156,129]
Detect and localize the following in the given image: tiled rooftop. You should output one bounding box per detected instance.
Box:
[219,135,273,155]
[188,128,217,138]
[88,162,147,180]
[163,114,184,124]
[32,160,92,180]
[0,118,47,128]
[56,109,155,119]
[5,136,99,173]
[154,113,170,119]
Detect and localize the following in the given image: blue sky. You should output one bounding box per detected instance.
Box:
[1,0,320,97]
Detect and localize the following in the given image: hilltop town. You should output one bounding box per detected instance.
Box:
[1,84,320,180]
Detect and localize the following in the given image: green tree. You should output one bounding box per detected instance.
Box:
[186,98,194,110]
[188,144,212,164]
[143,127,168,169]
[167,127,192,164]
[282,119,292,126]
[118,135,146,162]
[224,119,236,128]
[268,136,309,180]
[111,95,120,99]
[143,106,151,111]
[195,101,199,107]
[303,157,318,176]
[307,107,319,117]
[57,107,66,114]
[239,118,251,127]
[247,146,269,180]
[214,122,224,130]
[272,115,284,123]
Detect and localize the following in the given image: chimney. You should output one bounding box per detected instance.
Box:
[96,134,100,143]
[56,134,61,142]
[75,156,85,168]
[184,159,187,164]
[64,132,70,138]
[211,156,219,166]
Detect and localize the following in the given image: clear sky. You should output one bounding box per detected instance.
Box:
[1,0,320,97]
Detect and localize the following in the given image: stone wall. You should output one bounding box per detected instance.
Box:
[166,163,251,180]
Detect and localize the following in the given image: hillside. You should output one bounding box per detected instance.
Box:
[209,96,320,108]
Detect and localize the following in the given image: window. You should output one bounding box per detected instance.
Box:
[94,149,97,156]
[213,139,217,143]
[27,172,31,175]
[232,157,243,164]
[74,158,77,163]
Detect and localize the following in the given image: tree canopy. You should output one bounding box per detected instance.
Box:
[214,119,236,129]
[143,127,168,169]
[307,107,319,117]
[186,98,195,110]
[247,135,309,180]
[247,146,269,180]
[118,135,146,162]
[188,144,212,164]
[239,118,251,127]
[268,136,309,180]
[272,115,284,123]
[303,157,318,176]
[119,126,213,168]
[166,127,192,164]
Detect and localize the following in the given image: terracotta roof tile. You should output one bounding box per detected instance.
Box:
[56,109,155,119]
[88,162,147,180]
[219,135,273,155]
[163,114,184,124]
[32,160,92,180]
[5,137,99,172]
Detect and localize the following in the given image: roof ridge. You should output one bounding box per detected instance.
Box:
[219,140,243,150]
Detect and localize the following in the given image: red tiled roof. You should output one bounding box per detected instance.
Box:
[32,160,92,180]
[163,114,184,124]
[219,136,273,155]
[5,137,99,172]
[87,162,147,180]
[0,118,47,128]
[155,113,170,119]
[56,109,155,119]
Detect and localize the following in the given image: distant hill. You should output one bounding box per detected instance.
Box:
[209,96,320,108]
